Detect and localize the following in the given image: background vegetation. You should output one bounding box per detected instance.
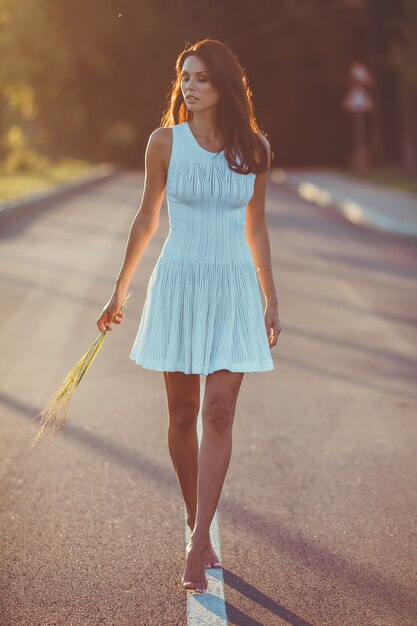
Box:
[1,0,416,171]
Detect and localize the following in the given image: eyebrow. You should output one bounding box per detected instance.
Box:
[181,70,208,75]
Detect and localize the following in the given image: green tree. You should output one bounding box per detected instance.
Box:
[387,0,417,171]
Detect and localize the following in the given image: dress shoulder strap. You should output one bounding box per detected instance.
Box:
[166,123,190,185]
[170,124,187,165]
[171,122,194,162]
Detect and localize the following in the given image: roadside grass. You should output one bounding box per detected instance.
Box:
[331,164,417,196]
[0,158,97,202]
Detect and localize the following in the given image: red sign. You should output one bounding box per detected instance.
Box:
[347,62,374,87]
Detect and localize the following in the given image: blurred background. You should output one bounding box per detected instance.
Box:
[0,0,416,198]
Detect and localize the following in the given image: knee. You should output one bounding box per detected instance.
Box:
[168,401,199,429]
[202,396,235,433]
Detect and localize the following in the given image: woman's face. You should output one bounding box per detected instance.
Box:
[181,56,220,111]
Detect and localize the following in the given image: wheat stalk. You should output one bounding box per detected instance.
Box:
[30,292,132,449]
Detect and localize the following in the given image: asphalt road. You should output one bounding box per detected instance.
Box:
[0,172,416,626]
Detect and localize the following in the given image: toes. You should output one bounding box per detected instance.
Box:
[183,548,209,593]
[196,574,208,594]
[183,581,205,593]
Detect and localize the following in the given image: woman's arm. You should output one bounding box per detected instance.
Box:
[245,133,278,307]
[245,133,281,347]
[96,127,171,334]
[114,127,171,295]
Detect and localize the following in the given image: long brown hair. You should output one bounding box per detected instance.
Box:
[160,38,271,175]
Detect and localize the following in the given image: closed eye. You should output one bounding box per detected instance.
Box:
[181,73,208,81]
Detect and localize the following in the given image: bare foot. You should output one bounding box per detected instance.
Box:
[204,538,222,569]
[187,519,221,569]
[181,538,209,593]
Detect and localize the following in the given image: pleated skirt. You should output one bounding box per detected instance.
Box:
[129,253,274,375]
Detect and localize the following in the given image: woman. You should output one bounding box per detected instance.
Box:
[96,38,281,594]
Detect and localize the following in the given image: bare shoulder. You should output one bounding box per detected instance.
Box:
[147,126,173,171]
[254,131,271,167]
[255,131,270,149]
[149,126,173,146]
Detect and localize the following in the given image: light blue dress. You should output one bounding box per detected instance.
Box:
[129,121,274,375]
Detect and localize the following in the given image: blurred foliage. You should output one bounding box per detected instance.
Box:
[334,164,417,194]
[387,0,417,95]
[3,81,37,118]
[0,0,415,167]
[1,125,51,173]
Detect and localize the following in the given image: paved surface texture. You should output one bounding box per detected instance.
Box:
[0,171,416,625]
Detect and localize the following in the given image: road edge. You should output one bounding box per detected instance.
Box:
[0,163,120,226]
[272,168,417,239]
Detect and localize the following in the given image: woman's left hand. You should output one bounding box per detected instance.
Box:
[264,303,281,348]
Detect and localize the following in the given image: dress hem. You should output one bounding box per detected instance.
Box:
[128,354,274,375]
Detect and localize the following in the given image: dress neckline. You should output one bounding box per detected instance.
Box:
[185,122,225,155]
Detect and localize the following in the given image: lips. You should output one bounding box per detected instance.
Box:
[186,96,198,101]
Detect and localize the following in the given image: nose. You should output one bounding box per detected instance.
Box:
[185,76,198,89]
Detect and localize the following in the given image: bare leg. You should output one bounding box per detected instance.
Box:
[182,369,244,592]
[163,371,200,526]
[162,371,221,571]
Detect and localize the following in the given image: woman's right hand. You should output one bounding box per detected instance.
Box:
[96,291,126,335]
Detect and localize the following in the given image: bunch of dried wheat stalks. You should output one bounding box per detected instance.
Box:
[30,292,131,448]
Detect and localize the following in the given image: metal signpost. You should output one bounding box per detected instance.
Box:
[343,61,375,170]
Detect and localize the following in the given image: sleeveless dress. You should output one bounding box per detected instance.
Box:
[129,121,274,375]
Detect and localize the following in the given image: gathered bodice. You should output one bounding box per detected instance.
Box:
[161,121,256,263]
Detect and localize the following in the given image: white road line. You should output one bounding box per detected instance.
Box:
[185,378,228,625]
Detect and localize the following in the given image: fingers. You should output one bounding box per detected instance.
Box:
[267,324,281,348]
[112,312,125,325]
[97,318,111,335]
[96,311,125,335]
